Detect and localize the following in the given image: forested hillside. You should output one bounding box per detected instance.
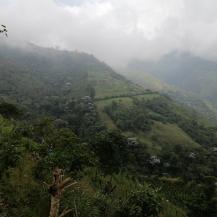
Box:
[127,51,217,102]
[0,43,142,110]
[0,44,217,217]
[125,52,217,122]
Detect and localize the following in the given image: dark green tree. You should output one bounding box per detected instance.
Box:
[117,186,162,217]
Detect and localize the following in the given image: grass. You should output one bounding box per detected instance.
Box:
[95,95,200,155]
[123,121,199,154]
[160,200,187,217]
[96,97,133,107]
[96,98,120,129]
[88,69,143,98]
[96,105,117,129]
[133,93,160,101]
[95,93,160,132]
[144,122,200,153]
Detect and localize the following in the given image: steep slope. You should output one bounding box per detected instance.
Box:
[128,51,217,102]
[1,43,216,151]
[0,113,193,217]
[96,93,217,154]
[121,70,173,92]
[0,43,143,106]
[0,44,217,217]
[125,52,217,122]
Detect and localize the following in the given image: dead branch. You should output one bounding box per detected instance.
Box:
[59,208,73,217]
[45,167,77,217]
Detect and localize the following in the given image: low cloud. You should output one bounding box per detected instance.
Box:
[1,0,217,66]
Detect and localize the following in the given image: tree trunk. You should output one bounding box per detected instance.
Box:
[46,167,76,217]
[49,195,60,217]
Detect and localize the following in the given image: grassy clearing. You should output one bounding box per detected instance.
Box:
[96,97,133,107]
[148,122,199,148]
[95,93,159,131]
[96,99,118,129]
[123,121,200,154]
[133,93,160,101]
[88,70,143,98]
[95,94,201,154]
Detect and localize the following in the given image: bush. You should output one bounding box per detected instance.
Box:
[116,186,162,217]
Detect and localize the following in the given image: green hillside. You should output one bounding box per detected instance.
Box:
[127,51,217,102]
[0,43,142,104]
[122,70,173,92]
[0,44,217,217]
[96,93,212,155]
[126,52,217,122]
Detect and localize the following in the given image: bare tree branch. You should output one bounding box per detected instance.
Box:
[59,208,73,217]
[45,167,77,217]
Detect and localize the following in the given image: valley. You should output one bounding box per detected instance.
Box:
[124,52,217,123]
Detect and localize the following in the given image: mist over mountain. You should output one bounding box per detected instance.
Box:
[125,51,217,121]
[1,1,217,216]
[3,0,217,67]
[0,42,142,103]
[128,51,217,100]
[0,42,217,217]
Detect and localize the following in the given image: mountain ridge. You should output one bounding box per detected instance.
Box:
[124,51,217,122]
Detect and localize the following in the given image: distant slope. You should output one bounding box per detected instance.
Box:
[1,46,217,217]
[121,70,173,92]
[125,51,217,122]
[96,93,217,155]
[1,43,216,155]
[0,43,142,107]
[127,51,217,102]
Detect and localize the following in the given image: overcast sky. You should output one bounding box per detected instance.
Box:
[1,0,217,66]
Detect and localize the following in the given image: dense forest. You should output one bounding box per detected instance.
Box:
[0,44,217,217]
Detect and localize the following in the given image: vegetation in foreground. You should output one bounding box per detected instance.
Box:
[0,45,216,217]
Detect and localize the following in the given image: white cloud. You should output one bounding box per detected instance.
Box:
[1,0,217,66]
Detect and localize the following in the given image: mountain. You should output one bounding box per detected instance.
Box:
[125,51,217,122]
[0,44,217,217]
[0,43,143,106]
[0,43,216,153]
[96,91,217,152]
[127,51,217,100]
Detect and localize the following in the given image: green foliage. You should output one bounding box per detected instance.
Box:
[0,96,216,217]
[0,156,49,217]
[31,120,97,177]
[0,118,25,174]
[127,52,217,122]
[104,101,152,132]
[0,102,22,119]
[186,177,217,217]
[66,171,163,217]
[91,130,128,174]
[0,44,217,217]
[116,185,162,217]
